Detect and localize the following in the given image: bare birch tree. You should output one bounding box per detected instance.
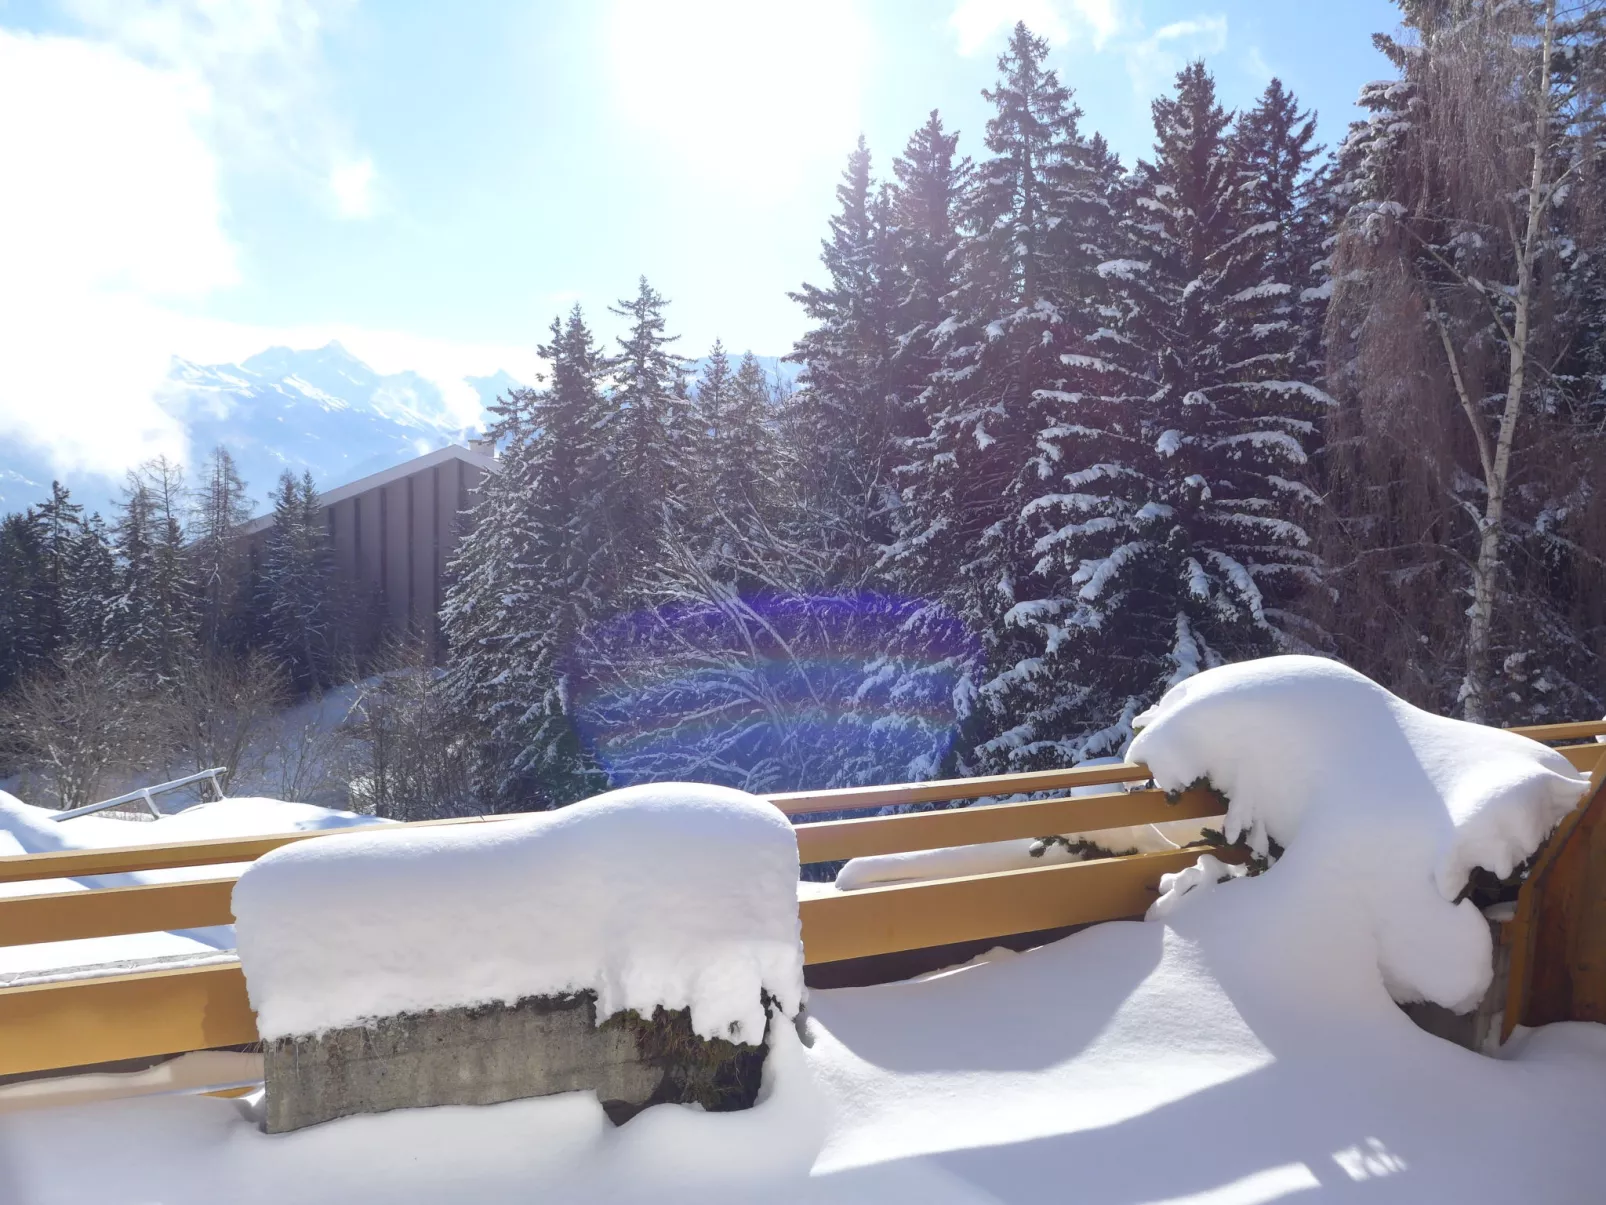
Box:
[1326,0,1606,721]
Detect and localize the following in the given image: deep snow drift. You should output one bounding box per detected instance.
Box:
[233,782,804,1041]
[2,655,1603,1204]
[1130,656,1587,1011]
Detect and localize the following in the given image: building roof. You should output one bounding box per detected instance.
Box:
[239,443,500,536]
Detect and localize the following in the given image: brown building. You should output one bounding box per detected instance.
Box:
[241,443,500,652]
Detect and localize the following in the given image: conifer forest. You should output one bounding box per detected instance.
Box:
[4,3,1605,816]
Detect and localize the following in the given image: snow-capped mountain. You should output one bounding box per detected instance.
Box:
[166,342,519,514]
[0,343,523,517]
[0,342,798,518]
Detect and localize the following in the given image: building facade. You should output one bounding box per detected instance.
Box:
[241,443,499,653]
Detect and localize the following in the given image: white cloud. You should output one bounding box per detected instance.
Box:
[1125,13,1228,98]
[609,0,870,189]
[330,157,377,219]
[64,0,361,189]
[1244,43,1273,85]
[0,29,235,476]
[0,11,500,489]
[947,0,1122,56]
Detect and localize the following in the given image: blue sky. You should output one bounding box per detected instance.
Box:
[0,1,1398,480]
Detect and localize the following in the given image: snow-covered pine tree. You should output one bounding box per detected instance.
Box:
[61,509,116,656]
[190,445,252,653]
[788,137,904,572]
[110,459,198,686]
[0,485,121,692]
[1006,61,1327,765]
[1233,78,1327,399]
[443,306,613,809]
[0,509,52,694]
[606,277,694,585]
[889,21,1123,772]
[695,341,733,454]
[889,110,969,445]
[689,340,734,535]
[720,351,781,525]
[257,470,335,691]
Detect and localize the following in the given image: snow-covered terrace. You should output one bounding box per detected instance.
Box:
[0,657,1604,1203]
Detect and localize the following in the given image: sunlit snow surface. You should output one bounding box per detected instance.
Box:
[3,655,1605,1203]
[233,782,804,1042]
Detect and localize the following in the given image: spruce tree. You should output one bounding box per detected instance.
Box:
[0,510,50,694]
[61,510,116,655]
[190,446,252,653]
[721,351,781,523]
[890,22,1121,771]
[889,111,968,442]
[0,486,118,692]
[258,471,335,691]
[444,307,613,808]
[789,137,904,569]
[607,277,692,579]
[690,341,735,532]
[1009,61,1326,764]
[1233,78,1327,395]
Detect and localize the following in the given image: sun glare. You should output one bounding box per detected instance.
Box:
[608,0,869,172]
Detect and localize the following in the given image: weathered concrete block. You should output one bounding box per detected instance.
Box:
[263,992,767,1133]
[1402,912,1511,1053]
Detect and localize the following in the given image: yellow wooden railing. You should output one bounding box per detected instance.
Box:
[0,719,1601,1082]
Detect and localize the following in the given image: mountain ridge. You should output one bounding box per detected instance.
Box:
[1,343,800,518]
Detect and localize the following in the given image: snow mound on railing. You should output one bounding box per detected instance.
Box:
[1129,655,1588,1011]
[233,782,804,1042]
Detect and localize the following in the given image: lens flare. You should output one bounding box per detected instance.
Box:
[568,592,981,795]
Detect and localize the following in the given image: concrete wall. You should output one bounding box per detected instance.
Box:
[262,992,769,1133]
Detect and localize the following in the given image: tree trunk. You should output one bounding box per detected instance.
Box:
[1461,0,1555,724]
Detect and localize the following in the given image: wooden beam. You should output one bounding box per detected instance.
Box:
[795,787,1223,864]
[2,725,1594,883]
[0,964,257,1078]
[1505,753,1606,1037]
[0,830,361,886]
[0,878,238,948]
[798,846,1214,965]
[1504,754,1606,1038]
[1557,743,1606,774]
[0,813,509,885]
[1509,720,1606,744]
[770,761,1155,817]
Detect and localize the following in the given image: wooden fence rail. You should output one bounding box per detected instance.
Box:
[0,719,1600,1084]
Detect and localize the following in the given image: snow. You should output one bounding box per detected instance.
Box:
[833,759,1209,892]
[835,835,1082,890]
[1130,655,1586,1010]
[4,658,1605,1203]
[0,791,385,979]
[232,782,804,1042]
[1096,258,1148,279]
